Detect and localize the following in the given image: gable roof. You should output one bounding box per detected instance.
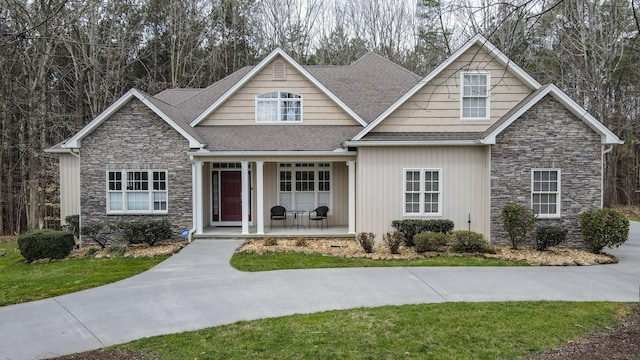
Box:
[189,48,369,127]
[306,53,422,123]
[63,89,206,149]
[351,34,543,141]
[482,84,623,145]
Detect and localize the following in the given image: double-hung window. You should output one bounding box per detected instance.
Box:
[404,169,442,216]
[107,170,168,213]
[278,163,330,211]
[256,91,302,122]
[532,169,560,218]
[461,73,489,119]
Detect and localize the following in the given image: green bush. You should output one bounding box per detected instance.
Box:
[535,225,568,251]
[65,215,80,239]
[356,232,376,253]
[580,208,630,253]
[81,223,112,249]
[263,237,278,246]
[18,229,76,262]
[117,220,173,246]
[106,244,127,257]
[500,204,537,249]
[391,219,454,246]
[451,231,494,254]
[414,232,449,253]
[294,237,309,247]
[383,231,404,254]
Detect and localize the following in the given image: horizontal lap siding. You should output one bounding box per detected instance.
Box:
[356,146,490,241]
[375,44,531,133]
[201,55,359,126]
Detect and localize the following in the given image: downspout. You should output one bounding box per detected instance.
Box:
[601,145,614,208]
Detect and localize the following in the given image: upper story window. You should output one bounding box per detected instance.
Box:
[256,91,302,123]
[107,170,168,214]
[461,73,490,120]
[531,169,560,218]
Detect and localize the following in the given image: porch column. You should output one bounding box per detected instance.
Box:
[193,161,204,235]
[347,161,356,234]
[256,161,265,234]
[241,160,250,234]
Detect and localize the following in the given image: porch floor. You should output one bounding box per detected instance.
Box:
[195,225,352,239]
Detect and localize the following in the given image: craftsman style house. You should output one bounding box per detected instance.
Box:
[47,35,623,247]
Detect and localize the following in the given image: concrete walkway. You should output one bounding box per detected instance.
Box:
[1,223,639,360]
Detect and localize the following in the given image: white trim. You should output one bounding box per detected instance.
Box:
[190,48,368,127]
[277,162,333,213]
[189,150,358,157]
[352,34,542,141]
[347,161,356,234]
[531,168,561,219]
[402,168,443,217]
[460,72,491,120]
[255,91,303,123]
[241,161,250,234]
[65,89,205,149]
[344,140,483,147]
[482,84,623,145]
[106,169,169,215]
[256,161,265,234]
[194,161,203,234]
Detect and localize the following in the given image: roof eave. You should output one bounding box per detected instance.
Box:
[344,140,484,147]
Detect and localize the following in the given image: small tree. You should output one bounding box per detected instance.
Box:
[580,208,629,253]
[501,204,537,249]
[81,224,112,249]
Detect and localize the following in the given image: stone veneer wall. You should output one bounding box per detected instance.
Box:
[490,95,602,248]
[80,99,193,242]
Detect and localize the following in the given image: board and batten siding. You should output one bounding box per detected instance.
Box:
[356,146,491,241]
[201,55,360,126]
[59,153,81,225]
[374,44,532,133]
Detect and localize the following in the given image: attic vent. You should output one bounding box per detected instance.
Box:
[273,60,286,80]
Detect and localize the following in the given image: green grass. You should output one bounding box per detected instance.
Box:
[112,301,630,359]
[230,252,527,271]
[0,242,167,307]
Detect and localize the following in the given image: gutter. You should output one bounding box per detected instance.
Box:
[188,150,358,158]
[343,140,484,147]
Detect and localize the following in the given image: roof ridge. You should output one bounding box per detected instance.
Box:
[351,52,421,79]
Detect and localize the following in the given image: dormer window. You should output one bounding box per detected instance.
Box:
[461,73,490,119]
[256,91,302,123]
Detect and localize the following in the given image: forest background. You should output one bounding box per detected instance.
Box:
[0,0,638,234]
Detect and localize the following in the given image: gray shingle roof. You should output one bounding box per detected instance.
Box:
[138,90,206,145]
[482,84,552,137]
[195,125,362,151]
[306,53,422,123]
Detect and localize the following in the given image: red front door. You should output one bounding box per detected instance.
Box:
[221,172,242,221]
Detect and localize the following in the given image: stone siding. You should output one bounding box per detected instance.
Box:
[490,95,602,248]
[79,100,192,243]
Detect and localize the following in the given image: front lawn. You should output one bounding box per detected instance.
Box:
[230,251,526,271]
[0,242,167,307]
[105,301,630,359]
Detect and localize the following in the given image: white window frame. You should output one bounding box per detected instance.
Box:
[277,163,332,212]
[460,72,490,120]
[531,168,561,218]
[403,168,442,216]
[106,170,168,214]
[256,91,303,123]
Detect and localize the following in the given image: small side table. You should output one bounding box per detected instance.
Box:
[289,210,306,229]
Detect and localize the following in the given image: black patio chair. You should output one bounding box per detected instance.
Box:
[270,206,287,229]
[308,206,329,230]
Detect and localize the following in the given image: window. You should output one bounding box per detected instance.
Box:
[256,91,302,123]
[278,163,330,211]
[532,169,560,217]
[404,169,442,216]
[461,73,489,119]
[107,170,168,213]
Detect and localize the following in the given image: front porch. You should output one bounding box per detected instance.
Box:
[195,225,352,239]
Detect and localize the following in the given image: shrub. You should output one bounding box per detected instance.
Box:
[65,215,80,239]
[391,219,455,246]
[83,247,99,257]
[500,204,537,249]
[18,229,75,262]
[263,237,278,246]
[535,225,568,251]
[580,208,630,253]
[356,232,376,253]
[117,220,173,246]
[383,231,404,254]
[414,232,449,253]
[106,244,127,257]
[81,224,112,249]
[451,231,494,254]
[295,237,308,247]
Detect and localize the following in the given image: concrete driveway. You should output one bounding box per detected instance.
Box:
[1,222,639,360]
